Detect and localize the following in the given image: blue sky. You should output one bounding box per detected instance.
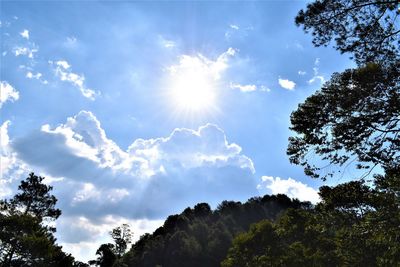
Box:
[1,1,354,262]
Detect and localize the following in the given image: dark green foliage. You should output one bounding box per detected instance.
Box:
[290,0,400,180]
[223,170,400,266]
[90,224,132,266]
[0,173,79,266]
[89,244,118,267]
[0,213,74,266]
[9,172,62,220]
[288,62,400,180]
[295,0,400,64]
[115,195,309,267]
[110,224,132,257]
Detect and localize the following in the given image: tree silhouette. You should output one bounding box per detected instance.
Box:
[0,173,73,266]
[110,223,132,257]
[88,244,117,267]
[90,224,132,266]
[295,0,400,65]
[289,0,400,180]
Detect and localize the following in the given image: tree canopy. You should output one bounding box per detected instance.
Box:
[89,224,132,266]
[289,0,400,180]
[222,170,400,266]
[295,0,400,65]
[288,62,400,179]
[0,173,84,266]
[112,195,309,267]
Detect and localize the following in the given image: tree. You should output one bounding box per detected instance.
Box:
[88,244,117,267]
[0,173,73,266]
[110,224,132,257]
[295,0,400,65]
[90,224,132,266]
[289,0,400,180]
[221,220,282,267]
[117,195,308,267]
[222,173,400,266]
[8,172,61,221]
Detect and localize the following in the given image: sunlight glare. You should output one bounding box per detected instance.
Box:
[171,72,215,111]
[167,55,218,113]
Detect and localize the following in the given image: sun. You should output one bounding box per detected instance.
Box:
[170,71,216,111]
[166,55,219,114]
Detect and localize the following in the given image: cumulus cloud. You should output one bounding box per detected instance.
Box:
[0,121,28,198]
[258,176,320,203]
[9,110,258,261]
[0,121,13,198]
[230,82,257,92]
[50,60,98,100]
[20,29,29,39]
[12,110,256,219]
[278,78,296,91]
[0,81,19,108]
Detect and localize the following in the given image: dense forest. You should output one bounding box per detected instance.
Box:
[1,0,399,266]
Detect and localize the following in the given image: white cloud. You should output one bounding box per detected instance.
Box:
[163,40,175,48]
[225,24,253,40]
[0,179,12,199]
[13,46,38,58]
[308,75,325,84]
[159,36,176,48]
[20,29,29,39]
[56,60,71,69]
[165,48,237,111]
[0,121,14,191]
[128,122,255,174]
[167,47,236,80]
[12,110,256,219]
[278,78,296,91]
[298,70,306,75]
[0,81,19,108]
[51,60,98,100]
[260,85,271,92]
[308,58,325,84]
[258,176,320,203]
[26,71,47,84]
[10,110,258,261]
[26,71,42,79]
[0,121,28,198]
[230,82,257,92]
[1,121,11,147]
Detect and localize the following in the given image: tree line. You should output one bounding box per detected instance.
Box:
[1,0,399,266]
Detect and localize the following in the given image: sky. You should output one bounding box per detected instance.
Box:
[1,0,354,262]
